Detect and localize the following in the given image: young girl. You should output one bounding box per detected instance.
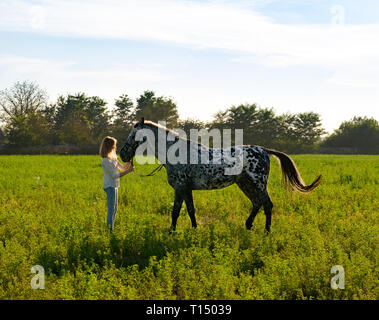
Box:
[100,136,133,231]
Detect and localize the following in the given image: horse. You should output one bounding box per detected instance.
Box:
[120,118,321,233]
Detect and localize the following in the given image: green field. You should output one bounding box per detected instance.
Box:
[0,155,377,300]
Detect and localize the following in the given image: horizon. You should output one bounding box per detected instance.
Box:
[1,0,379,134]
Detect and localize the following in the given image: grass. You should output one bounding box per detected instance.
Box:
[0,154,378,299]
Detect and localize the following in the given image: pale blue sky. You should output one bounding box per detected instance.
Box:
[1,0,378,132]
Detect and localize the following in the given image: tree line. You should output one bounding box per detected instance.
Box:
[0,81,378,154]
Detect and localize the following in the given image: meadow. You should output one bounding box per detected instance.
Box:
[0,154,377,300]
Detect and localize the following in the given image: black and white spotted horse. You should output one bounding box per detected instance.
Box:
[120,118,321,233]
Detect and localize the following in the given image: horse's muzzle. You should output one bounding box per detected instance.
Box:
[120,145,132,162]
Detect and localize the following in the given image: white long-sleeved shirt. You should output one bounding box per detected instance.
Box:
[102,157,124,189]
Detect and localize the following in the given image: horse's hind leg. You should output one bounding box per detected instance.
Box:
[246,201,262,230]
[236,179,263,230]
[250,189,273,233]
[237,178,273,233]
[262,191,273,233]
[183,190,197,229]
[170,188,184,232]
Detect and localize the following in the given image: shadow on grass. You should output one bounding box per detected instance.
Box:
[36,216,269,278]
[36,224,199,275]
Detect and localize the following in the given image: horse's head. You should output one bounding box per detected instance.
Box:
[120,117,146,162]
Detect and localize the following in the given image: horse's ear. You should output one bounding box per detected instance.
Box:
[134,117,145,128]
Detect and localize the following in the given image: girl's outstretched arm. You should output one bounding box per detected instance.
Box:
[122,161,132,171]
[116,160,131,171]
[119,163,134,177]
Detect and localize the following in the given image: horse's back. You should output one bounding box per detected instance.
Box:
[165,145,270,191]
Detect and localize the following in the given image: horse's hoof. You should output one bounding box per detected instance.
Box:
[245,221,252,230]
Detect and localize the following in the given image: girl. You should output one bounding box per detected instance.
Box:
[100,136,134,231]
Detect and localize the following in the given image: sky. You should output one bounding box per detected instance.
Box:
[0,0,378,133]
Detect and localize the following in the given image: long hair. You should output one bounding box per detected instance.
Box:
[100,136,118,160]
[263,147,321,193]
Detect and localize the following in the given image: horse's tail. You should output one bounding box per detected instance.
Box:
[262,147,321,193]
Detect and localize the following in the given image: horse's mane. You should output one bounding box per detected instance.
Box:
[142,120,206,148]
[143,121,180,137]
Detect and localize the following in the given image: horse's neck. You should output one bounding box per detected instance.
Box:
[149,125,210,163]
[150,126,177,160]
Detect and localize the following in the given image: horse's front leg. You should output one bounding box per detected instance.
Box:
[170,188,184,232]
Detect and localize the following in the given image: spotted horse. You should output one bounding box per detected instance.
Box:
[120,118,321,233]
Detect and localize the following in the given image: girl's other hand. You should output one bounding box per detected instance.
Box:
[119,163,134,177]
[123,162,134,173]
[123,162,131,170]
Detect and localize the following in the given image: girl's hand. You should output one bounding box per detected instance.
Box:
[123,162,131,170]
[119,163,134,177]
[123,162,134,173]
[127,164,134,173]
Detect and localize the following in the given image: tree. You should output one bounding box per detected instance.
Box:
[249,107,281,147]
[5,112,53,147]
[58,114,93,145]
[210,104,279,147]
[52,93,109,145]
[209,104,325,153]
[212,104,259,130]
[135,91,179,127]
[176,118,207,142]
[0,127,5,144]
[0,81,52,147]
[85,95,110,142]
[135,90,156,120]
[114,94,135,126]
[322,117,379,154]
[110,94,136,144]
[0,81,48,122]
[277,112,325,153]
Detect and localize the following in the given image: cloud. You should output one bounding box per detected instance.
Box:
[0,54,173,105]
[1,0,379,88]
[0,0,378,132]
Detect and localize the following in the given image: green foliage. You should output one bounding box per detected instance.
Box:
[1,81,377,155]
[176,118,208,142]
[52,93,110,145]
[0,81,51,147]
[114,94,135,126]
[276,112,325,153]
[109,94,136,144]
[135,91,179,127]
[0,155,377,299]
[322,117,379,154]
[4,112,53,147]
[210,104,325,153]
